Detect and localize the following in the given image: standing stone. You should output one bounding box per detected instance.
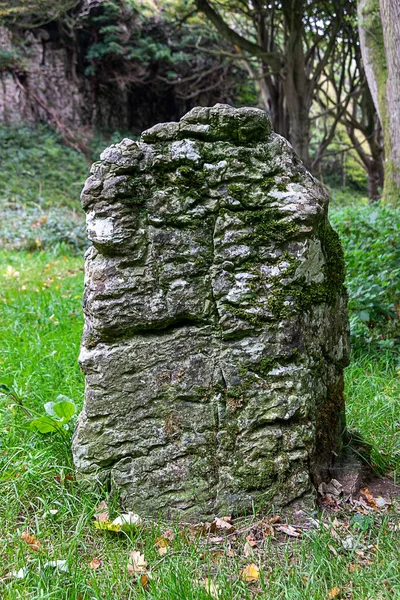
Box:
[73,104,350,519]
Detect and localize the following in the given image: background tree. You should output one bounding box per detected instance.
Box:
[194,0,354,170]
[0,0,79,28]
[312,19,384,201]
[358,0,400,205]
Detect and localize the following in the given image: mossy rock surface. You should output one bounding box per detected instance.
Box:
[73,104,350,519]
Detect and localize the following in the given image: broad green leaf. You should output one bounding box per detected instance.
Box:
[30,416,62,434]
[53,400,75,421]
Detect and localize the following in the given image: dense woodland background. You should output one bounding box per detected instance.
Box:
[0,2,399,598]
[0,0,399,203]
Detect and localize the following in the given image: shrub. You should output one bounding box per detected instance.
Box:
[0,205,87,252]
[330,204,400,347]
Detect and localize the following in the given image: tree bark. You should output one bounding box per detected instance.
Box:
[358,0,400,204]
[380,0,400,203]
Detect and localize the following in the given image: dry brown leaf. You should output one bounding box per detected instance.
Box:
[214,517,234,531]
[241,563,260,583]
[157,546,168,556]
[127,550,147,575]
[360,488,378,509]
[264,524,274,536]
[94,501,109,523]
[155,536,169,548]
[277,525,301,538]
[209,536,224,543]
[88,558,101,570]
[268,515,280,524]
[21,531,41,551]
[327,587,341,599]
[246,535,257,547]
[221,515,232,523]
[328,544,338,556]
[140,573,150,589]
[161,529,175,542]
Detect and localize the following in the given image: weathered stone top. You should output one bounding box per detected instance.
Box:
[141,104,272,144]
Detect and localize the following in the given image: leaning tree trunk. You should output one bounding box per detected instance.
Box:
[358,0,400,205]
[380,0,400,204]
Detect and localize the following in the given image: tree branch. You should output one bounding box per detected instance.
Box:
[195,0,283,72]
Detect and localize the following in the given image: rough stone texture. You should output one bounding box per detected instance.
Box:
[73,104,350,519]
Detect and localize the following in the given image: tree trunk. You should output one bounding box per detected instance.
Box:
[380,0,400,204]
[358,0,400,205]
[367,160,384,201]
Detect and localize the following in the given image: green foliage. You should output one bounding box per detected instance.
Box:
[0,47,26,71]
[0,124,88,209]
[0,206,88,253]
[330,203,400,346]
[316,125,369,193]
[0,0,78,27]
[79,0,252,109]
[0,124,88,253]
[30,395,76,434]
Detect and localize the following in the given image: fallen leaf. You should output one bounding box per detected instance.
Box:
[375,496,390,508]
[161,529,175,542]
[360,488,378,509]
[268,515,280,524]
[264,524,275,536]
[157,546,168,556]
[241,563,260,582]
[277,525,301,538]
[43,560,68,572]
[112,512,142,528]
[202,577,221,598]
[5,567,28,580]
[214,517,234,531]
[94,520,122,532]
[243,541,254,558]
[328,544,338,556]
[94,501,109,523]
[140,573,150,589]
[88,558,101,570]
[21,531,41,551]
[127,550,147,575]
[208,536,224,543]
[155,536,170,548]
[246,535,257,547]
[328,587,341,599]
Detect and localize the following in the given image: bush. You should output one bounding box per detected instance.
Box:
[0,123,88,209]
[0,205,87,253]
[330,204,400,347]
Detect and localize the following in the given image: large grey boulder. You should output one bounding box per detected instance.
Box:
[73,104,350,519]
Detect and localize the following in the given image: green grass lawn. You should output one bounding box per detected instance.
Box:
[0,248,399,599]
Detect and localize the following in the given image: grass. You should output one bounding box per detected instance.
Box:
[0,247,399,599]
